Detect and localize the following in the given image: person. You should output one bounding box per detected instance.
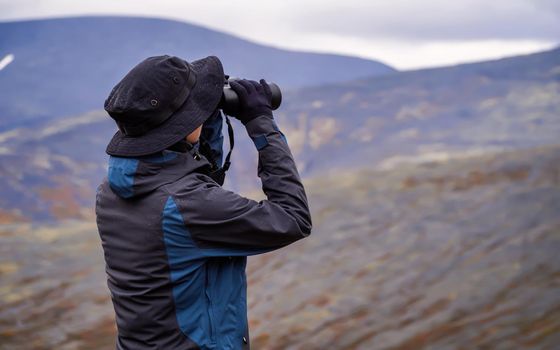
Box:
[95,54,312,350]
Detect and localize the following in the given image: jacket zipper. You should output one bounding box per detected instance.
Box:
[205,263,217,344]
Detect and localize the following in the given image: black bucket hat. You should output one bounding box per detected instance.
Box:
[104,55,224,157]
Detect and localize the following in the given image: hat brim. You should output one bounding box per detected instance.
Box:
[105,55,224,157]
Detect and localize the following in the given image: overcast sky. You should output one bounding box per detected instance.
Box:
[1,0,558,70]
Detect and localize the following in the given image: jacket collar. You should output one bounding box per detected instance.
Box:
[107,147,212,199]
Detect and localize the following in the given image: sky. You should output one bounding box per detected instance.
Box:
[1,0,558,70]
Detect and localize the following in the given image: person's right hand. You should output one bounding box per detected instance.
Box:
[228,79,273,125]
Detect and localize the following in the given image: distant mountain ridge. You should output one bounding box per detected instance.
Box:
[277,46,560,175]
[0,47,558,222]
[0,16,395,129]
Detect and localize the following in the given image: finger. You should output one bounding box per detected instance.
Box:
[238,79,256,95]
[252,80,264,94]
[229,80,247,95]
[259,79,272,99]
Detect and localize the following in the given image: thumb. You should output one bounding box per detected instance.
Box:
[259,79,272,100]
[229,80,248,100]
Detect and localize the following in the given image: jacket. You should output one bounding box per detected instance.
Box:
[95,113,312,350]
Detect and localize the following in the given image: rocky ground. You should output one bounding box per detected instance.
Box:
[1,145,559,349]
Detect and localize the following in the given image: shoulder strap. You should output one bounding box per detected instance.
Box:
[221,114,234,172]
[198,114,235,186]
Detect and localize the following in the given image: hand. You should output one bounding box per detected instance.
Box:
[228,79,273,125]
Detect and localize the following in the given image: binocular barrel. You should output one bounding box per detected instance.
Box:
[219,79,282,115]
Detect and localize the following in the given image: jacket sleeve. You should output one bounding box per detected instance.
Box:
[173,114,312,257]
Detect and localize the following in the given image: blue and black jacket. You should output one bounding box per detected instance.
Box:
[95,112,312,350]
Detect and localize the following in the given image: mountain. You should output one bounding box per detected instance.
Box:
[1,47,558,222]
[1,20,559,349]
[1,145,559,349]
[0,16,395,129]
[277,46,560,175]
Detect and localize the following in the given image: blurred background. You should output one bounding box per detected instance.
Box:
[1,1,559,349]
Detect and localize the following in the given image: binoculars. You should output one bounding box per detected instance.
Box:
[219,77,282,115]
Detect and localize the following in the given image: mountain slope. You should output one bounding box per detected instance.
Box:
[276,46,560,175]
[1,145,559,349]
[0,16,395,129]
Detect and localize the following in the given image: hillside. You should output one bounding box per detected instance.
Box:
[1,145,558,349]
[0,47,558,222]
[0,16,395,129]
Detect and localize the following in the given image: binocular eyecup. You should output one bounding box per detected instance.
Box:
[219,77,282,115]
